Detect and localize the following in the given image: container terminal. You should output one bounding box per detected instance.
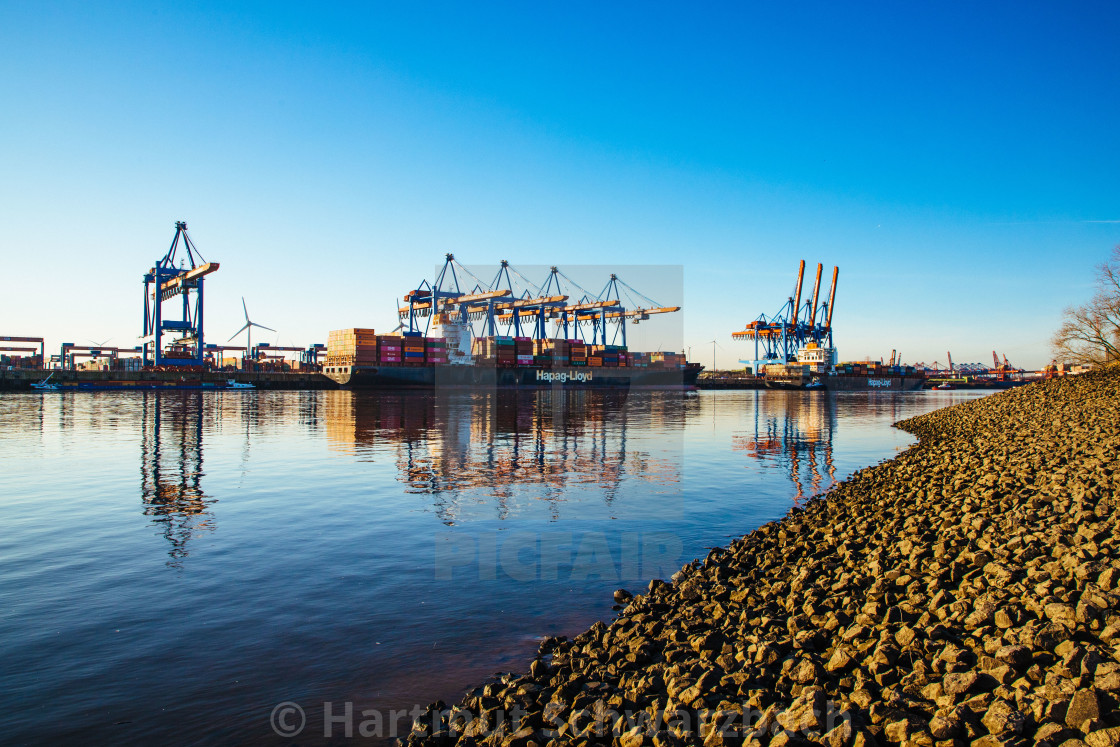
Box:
[0,223,1066,391]
[1,222,699,391]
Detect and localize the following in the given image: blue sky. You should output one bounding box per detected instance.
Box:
[2,1,1118,369]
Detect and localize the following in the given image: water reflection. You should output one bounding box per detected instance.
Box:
[324,390,683,524]
[139,393,215,567]
[733,391,838,504]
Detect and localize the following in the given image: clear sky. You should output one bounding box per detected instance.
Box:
[2,1,1118,369]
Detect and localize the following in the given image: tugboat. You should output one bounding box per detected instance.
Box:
[30,373,60,390]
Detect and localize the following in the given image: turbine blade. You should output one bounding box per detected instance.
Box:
[242,297,249,322]
[253,323,276,332]
[228,323,250,342]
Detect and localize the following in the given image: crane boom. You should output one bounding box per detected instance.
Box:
[445,290,511,305]
[793,260,806,323]
[808,263,823,327]
[825,266,839,329]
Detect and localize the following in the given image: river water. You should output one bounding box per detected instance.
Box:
[0,388,987,745]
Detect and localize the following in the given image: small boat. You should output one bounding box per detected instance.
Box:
[226,379,256,389]
[805,378,824,390]
[30,373,60,391]
[932,383,954,391]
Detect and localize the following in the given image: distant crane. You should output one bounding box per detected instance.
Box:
[991,351,1017,381]
[228,298,275,361]
[948,351,954,375]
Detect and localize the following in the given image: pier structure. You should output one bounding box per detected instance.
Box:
[59,343,143,370]
[0,336,45,368]
[300,344,326,368]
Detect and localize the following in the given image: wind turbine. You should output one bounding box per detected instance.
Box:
[707,339,723,372]
[87,338,113,357]
[228,298,275,361]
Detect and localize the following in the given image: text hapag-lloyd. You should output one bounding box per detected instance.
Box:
[536,370,594,383]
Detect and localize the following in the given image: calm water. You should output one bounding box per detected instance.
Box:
[0,388,988,745]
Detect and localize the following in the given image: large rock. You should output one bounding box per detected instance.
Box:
[1066,689,1101,731]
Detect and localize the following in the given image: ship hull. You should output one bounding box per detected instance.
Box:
[57,380,229,391]
[325,364,700,389]
[763,378,813,390]
[823,374,925,392]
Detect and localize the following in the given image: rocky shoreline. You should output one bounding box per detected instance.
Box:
[406,367,1120,747]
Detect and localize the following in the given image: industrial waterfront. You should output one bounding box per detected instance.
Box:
[0,387,987,744]
[2,224,1058,394]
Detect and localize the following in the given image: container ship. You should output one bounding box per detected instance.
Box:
[760,344,925,391]
[322,325,701,390]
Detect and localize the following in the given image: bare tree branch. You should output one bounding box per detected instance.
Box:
[1052,246,1120,367]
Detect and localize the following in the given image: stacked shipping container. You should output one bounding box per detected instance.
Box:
[378,335,401,364]
[402,332,424,366]
[327,328,377,367]
[326,332,688,371]
[515,337,533,366]
[568,340,588,366]
[426,338,448,365]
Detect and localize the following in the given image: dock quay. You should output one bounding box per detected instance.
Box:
[696,371,767,389]
[0,369,337,391]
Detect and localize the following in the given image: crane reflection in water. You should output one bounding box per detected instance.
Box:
[139,392,216,567]
[733,390,839,505]
[324,389,682,525]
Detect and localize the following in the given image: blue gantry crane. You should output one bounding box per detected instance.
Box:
[397,255,679,344]
[142,222,219,368]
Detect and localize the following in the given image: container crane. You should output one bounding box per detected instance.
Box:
[733,260,839,370]
[397,256,680,345]
[991,351,1017,381]
[141,221,219,368]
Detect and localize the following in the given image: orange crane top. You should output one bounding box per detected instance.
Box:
[825,266,839,330]
[808,263,823,328]
[793,260,805,324]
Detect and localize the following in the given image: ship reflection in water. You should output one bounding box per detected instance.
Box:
[733,390,838,504]
[139,393,216,566]
[323,389,683,524]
